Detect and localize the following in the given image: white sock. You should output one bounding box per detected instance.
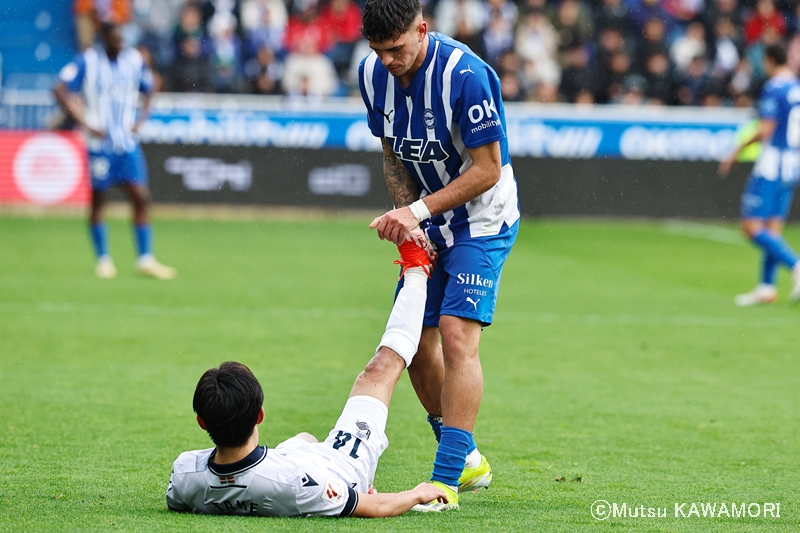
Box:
[465,448,482,469]
[403,267,427,289]
[377,267,428,367]
[137,253,154,266]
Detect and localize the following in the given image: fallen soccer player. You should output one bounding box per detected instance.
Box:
[166,231,447,517]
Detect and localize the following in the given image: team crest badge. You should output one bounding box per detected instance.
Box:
[355,421,371,440]
[423,109,436,129]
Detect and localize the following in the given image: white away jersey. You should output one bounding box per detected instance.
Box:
[358,32,520,249]
[166,442,367,518]
[59,45,154,154]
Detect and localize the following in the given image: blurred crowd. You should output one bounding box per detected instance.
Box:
[75,0,800,106]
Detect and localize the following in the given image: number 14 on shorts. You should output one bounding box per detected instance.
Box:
[332,431,362,459]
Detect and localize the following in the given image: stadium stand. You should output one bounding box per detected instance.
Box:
[2,0,800,106]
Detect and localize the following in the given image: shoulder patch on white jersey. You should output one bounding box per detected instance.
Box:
[172,449,213,474]
[321,479,346,505]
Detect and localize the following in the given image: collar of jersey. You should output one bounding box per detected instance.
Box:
[208,445,268,476]
[395,33,437,97]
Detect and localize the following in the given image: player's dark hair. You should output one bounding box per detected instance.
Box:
[361,0,422,43]
[193,362,264,448]
[765,42,787,66]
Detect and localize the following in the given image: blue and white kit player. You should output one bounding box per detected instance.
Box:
[359,0,519,511]
[54,22,176,280]
[720,42,800,305]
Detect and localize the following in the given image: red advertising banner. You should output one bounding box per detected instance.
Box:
[0,131,90,206]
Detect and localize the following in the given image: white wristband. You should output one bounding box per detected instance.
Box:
[409,199,431,223]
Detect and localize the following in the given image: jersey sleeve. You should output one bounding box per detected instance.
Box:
[759,83,779,121]
[58,54,86,92]
[358,56,383,138]
[165,471,191,512]
[295,473,359,517]
[451,59,506,149]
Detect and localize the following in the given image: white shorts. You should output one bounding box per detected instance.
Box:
[276,395,390,492]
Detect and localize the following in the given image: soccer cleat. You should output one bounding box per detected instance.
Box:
[734,285,777,307]
[410,481,459,512]
[137,257,177,280]
[95,257,117,279]
[394,229,434,279]
[458,454,493,493]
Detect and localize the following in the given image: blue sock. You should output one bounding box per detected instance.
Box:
[751,231,799,269]
[431,426,471,487]
[427,415,442,443]
[467,433,477,455]
[134,224,152,258]
[760,252,778,285]
[89,222,109,258]
[428,416,478,454]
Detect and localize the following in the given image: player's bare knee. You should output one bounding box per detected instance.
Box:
[294,432,318,443]
[741,220,762,238]
[364,349,405,377]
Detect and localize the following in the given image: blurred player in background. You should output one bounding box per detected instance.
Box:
[54,22,176,280]
[166,234,449,517]
[720,42,800,306]
[358,0,520,511]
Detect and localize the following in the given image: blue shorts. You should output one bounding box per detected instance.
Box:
[397,221,519,327]
[88,145,149,192]
[740,176,796,220]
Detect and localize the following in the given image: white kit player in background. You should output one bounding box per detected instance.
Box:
[166,233,448,518]
[54,22,176,280]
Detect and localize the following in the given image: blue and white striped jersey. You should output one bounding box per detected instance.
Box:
[59,45,154,154]
[753,74,800,183]
[358,32,520,249]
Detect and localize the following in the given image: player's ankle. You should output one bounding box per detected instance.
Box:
[404,268,427,289]
[464,448,481,469]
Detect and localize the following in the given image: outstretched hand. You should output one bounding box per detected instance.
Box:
[369,206,419,245]
[413,482,448,504]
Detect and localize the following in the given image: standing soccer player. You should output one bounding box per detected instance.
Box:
[720,42,800,305]
[54,22,176,280]
[358,0,520,511]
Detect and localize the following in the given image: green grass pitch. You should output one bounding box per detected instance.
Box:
[1,214,798,532]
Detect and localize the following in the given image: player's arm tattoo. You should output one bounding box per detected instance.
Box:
[381,138,419,208]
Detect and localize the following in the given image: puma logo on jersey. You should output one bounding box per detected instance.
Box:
[385,135,449,163]
[460,65,475,75]
[466,297,480,310]
[376,106,394,123]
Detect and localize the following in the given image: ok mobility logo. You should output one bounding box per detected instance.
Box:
[468,98,502,134]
